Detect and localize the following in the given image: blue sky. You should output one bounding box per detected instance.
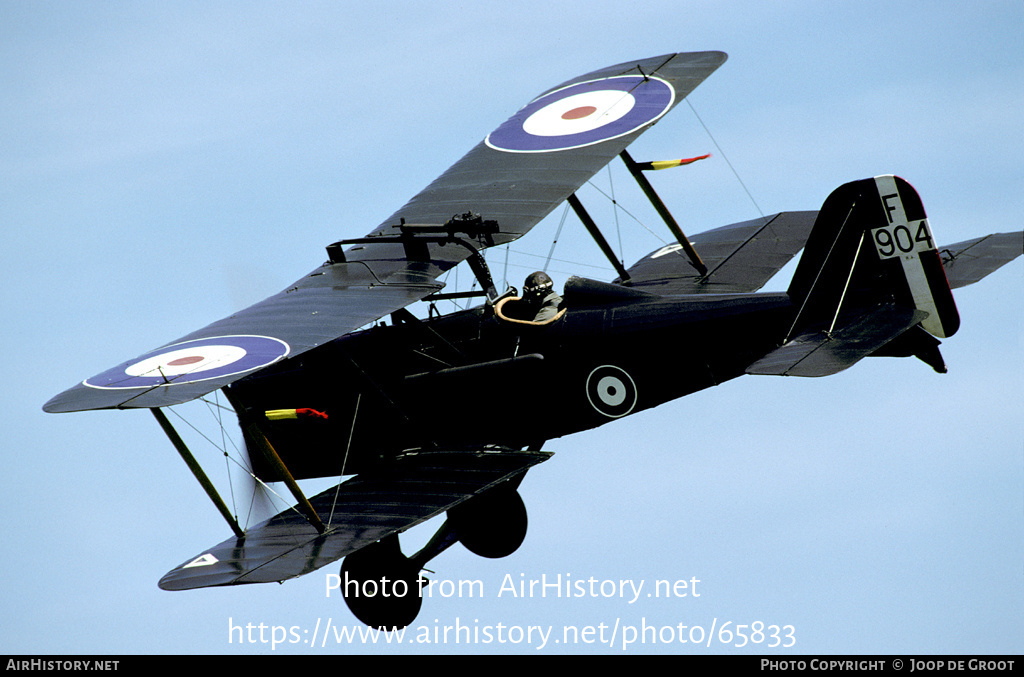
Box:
[2,1,1021,655]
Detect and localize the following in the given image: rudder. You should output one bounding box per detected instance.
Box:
[787,175,959,340]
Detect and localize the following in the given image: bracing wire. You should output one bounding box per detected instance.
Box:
[166,402,299,528]
[543,203,571,273]
[609,165,624,267]
[686,99,766,220]
[506,246,614,274]
[209,391,237,519]
[328,393,361,528]
[201,395,257,523]
[585,180,672,248]
[202,395,274,527]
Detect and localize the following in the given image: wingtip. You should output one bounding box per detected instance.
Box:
[42,388,79,414]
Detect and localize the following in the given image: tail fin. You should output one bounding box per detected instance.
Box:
[787,175,959,340]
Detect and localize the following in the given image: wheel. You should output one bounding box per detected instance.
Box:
[449,488,528,559]
[339,537,423,629]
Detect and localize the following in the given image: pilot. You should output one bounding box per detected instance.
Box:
[520,271,563,322]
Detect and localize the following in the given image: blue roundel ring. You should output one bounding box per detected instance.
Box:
[84,335,290,389]
[485,75,674,153]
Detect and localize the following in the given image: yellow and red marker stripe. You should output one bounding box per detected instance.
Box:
[634,154,710,171]
[265,408,328,421]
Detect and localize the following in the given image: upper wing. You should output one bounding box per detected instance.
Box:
[44,51,727,414]
[44,265,442,412]
[616,211,818,294]
[356,51,727,245]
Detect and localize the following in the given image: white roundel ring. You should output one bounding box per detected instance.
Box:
[585,365,638,418]
[521,90,636,137]
[485,75,674,153]
[84,335,290,389]
[124,345,247,378]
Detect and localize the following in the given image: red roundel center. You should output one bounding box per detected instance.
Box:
[561,106,597,120]
[167,356,205,367]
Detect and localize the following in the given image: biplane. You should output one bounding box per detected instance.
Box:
[44,51,1022,629]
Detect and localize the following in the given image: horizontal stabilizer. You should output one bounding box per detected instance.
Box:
[746,305,927,377]
[158,449,550,591]
[940,231,1023,289]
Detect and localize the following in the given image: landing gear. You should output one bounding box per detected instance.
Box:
[449,488,528,559]
[339,535,423,630]
[339,487,530,627]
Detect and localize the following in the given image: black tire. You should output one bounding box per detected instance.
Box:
[449,489,528,559]
[339,538,423,629]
